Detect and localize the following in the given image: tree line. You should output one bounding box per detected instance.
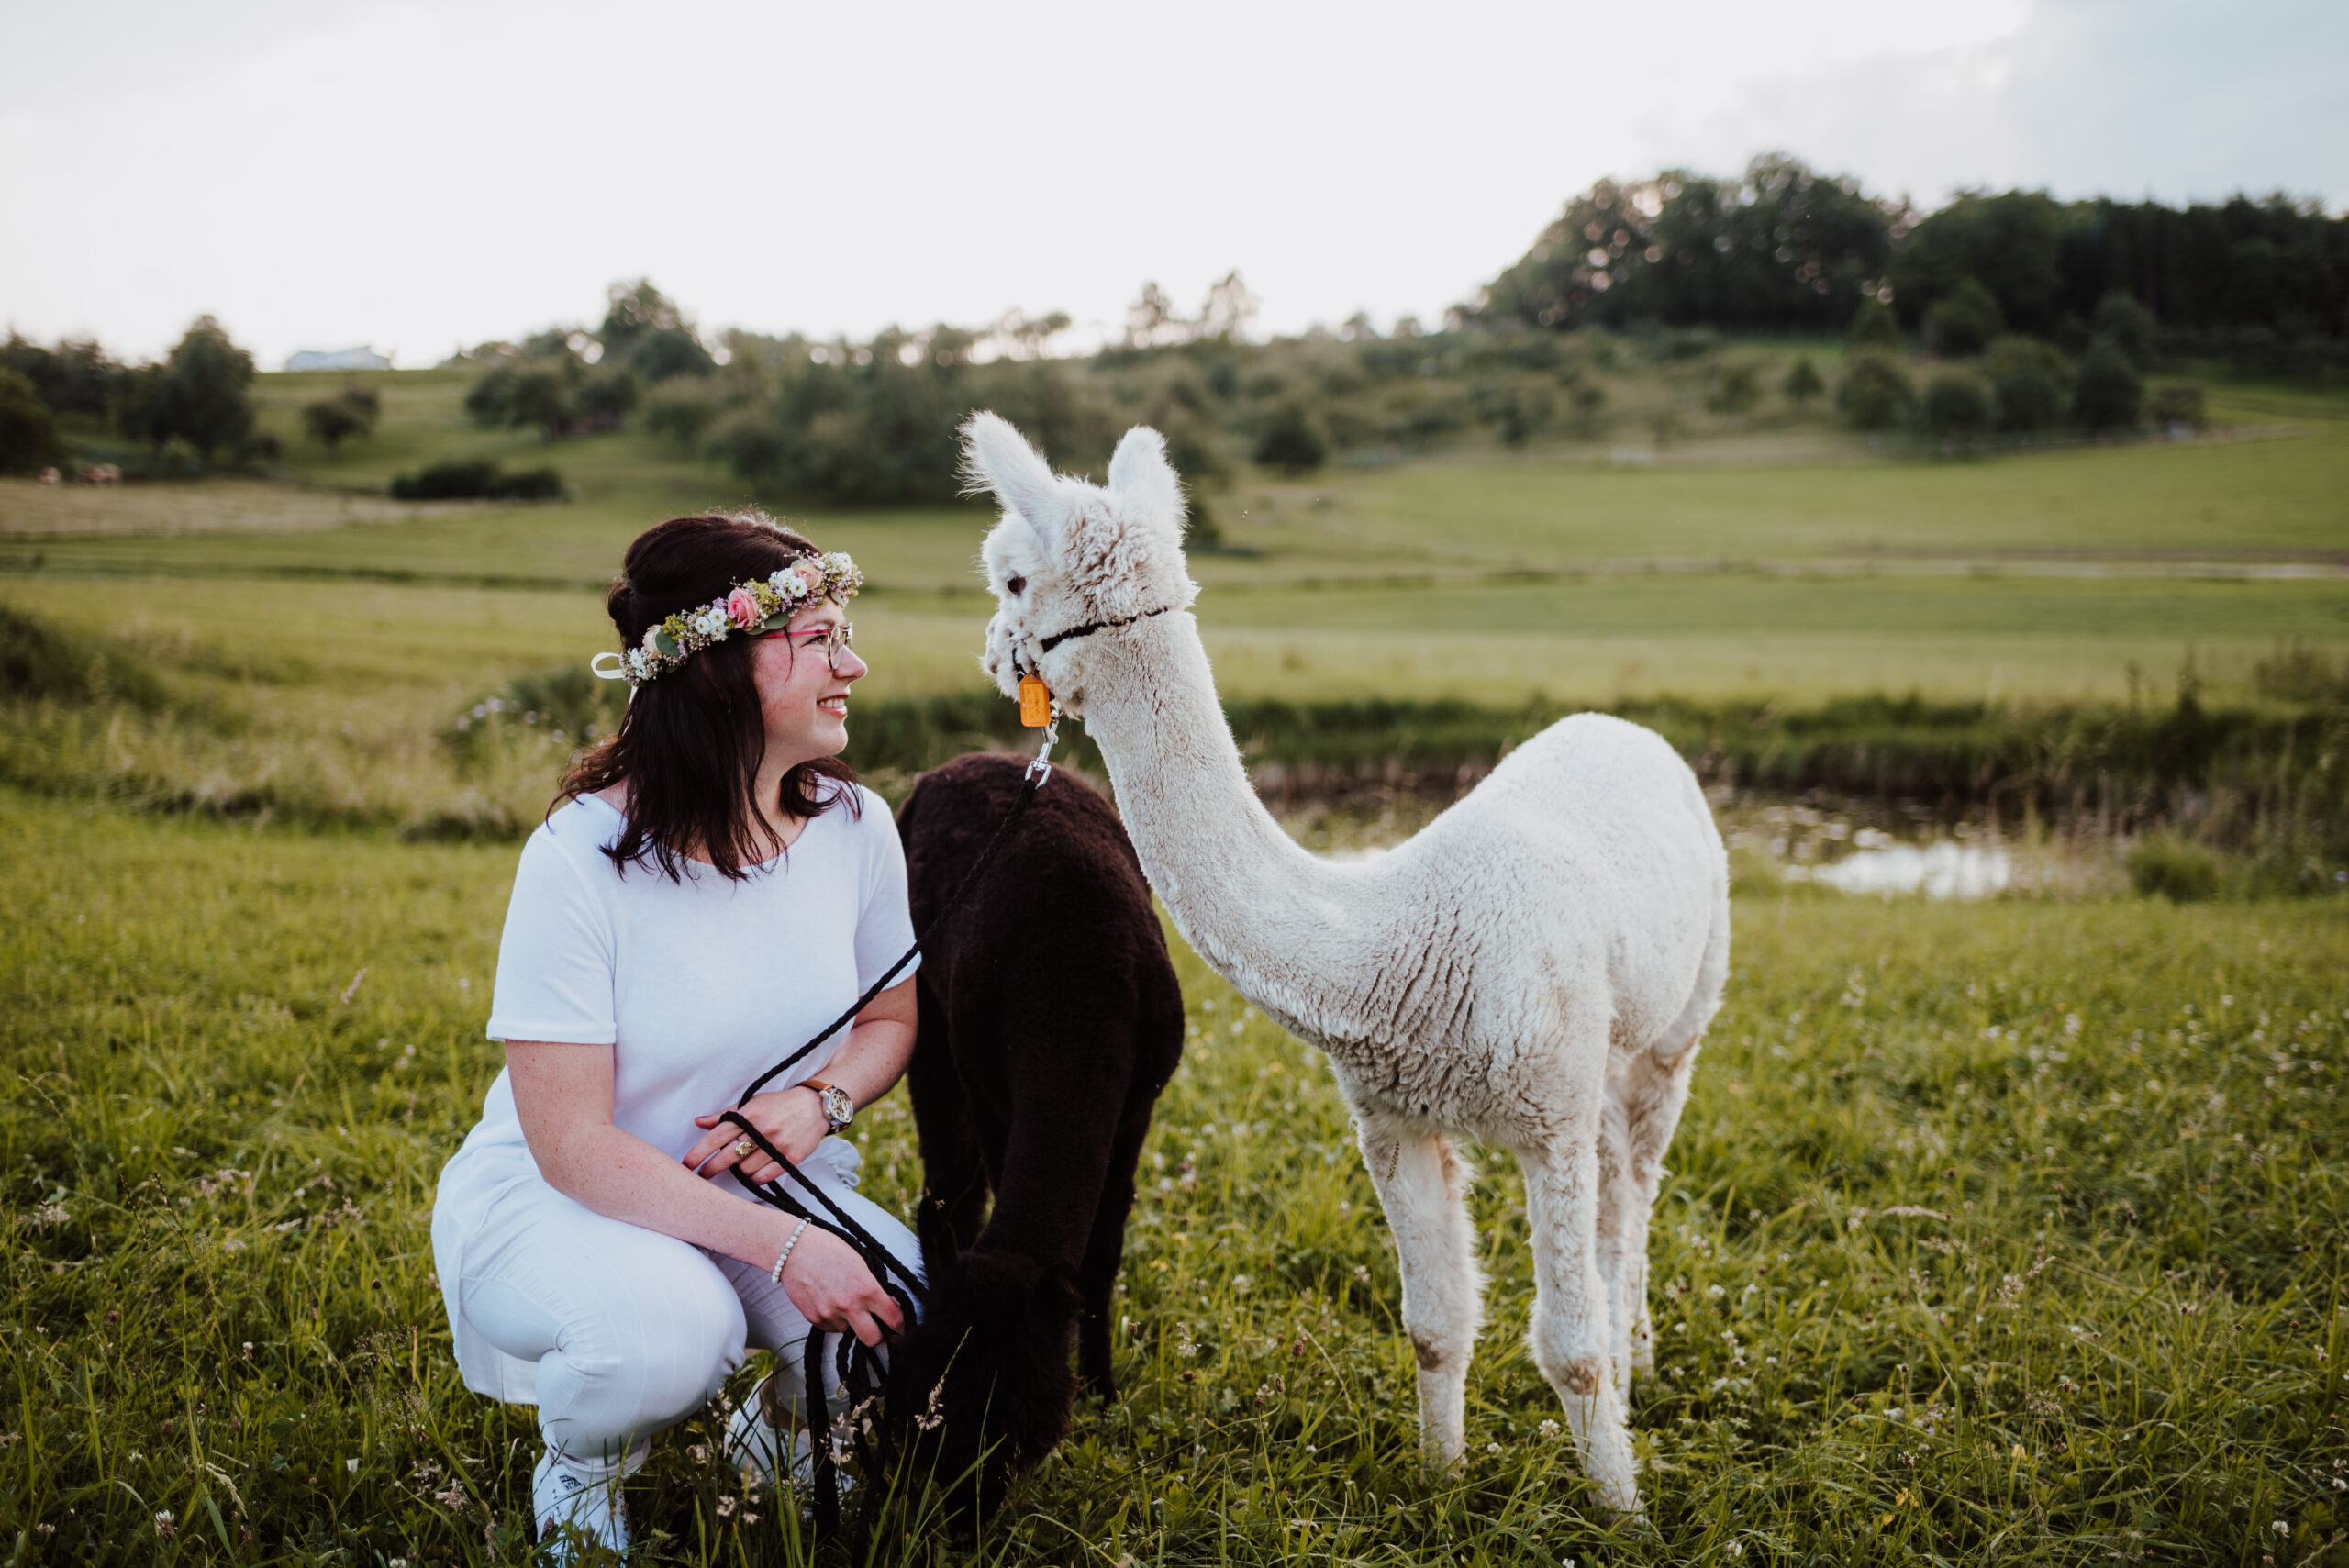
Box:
[0,318,384,476]
[1,154,2336,489]
[1471,153,2347,353]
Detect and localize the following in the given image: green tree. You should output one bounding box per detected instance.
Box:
[2072,340,2143,430]
[1923,277,2003,356]
[641,384,718,452]
[1983,335,2069,432]
[1847,297,1902,349]
[1920,371,1993,438]
[302,398,363,453]
[0,368,66,473]
[2092,289,2157,366]
[125,316,254,461]
[1252,404,1328,473]
[2148,384,2207,430]
[1782,355,1824,407]
[1704,362,1762,417]
[1888,189,2064,332]
[300,384,380,455]
[1,333,125,416]
[1837,351,1914,431]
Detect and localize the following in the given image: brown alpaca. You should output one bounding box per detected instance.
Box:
[885,753,1185,1506]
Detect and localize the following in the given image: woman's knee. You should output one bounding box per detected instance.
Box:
[627,1262,750,1418]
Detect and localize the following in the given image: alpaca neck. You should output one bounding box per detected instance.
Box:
[1075,614,1378,1046]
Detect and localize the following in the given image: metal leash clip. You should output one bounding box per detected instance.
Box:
[1027,713,1059,785]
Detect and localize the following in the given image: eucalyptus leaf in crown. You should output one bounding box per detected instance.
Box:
[591,551,863,686]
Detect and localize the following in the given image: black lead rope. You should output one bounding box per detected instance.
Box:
[718,744,1054,1530]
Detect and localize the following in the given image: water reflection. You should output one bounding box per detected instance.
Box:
[1784,841,2011,900]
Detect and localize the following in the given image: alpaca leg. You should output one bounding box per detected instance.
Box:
[1357,1119,1482,1468]
[1613,1041,1701,1390]
[1521,1133,1641,1517]
[1074,1118,1150,1398]
[1592,1091,1638,1406]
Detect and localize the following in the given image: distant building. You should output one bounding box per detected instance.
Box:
[284,346,391,372]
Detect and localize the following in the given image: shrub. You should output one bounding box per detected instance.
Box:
[2148,383,2207,431]
[1920,371,1992,438]
[2093,289,2157,366]
[2072,340,2143,431]
[1781,356,1823,407]
[487,466,564,500]
[640,384,718,451]
[2128,835,2219,903]
[301,386,379,454]
[1836,351,1914,431]
[1983,335,2069,432]
[1704,363,1762,417]
[0,368,65,474]
[2252,640,2349,703]
[1847,298,1902,349]
[388,460,565,502]
[1923,277,2003,357]
[1252,404,1328,473]
[0,604,171,709]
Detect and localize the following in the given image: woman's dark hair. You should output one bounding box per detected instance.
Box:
[561,511,858,881]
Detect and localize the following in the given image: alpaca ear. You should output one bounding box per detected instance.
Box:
[1107,425,1180,519]
[962,412,1063,549]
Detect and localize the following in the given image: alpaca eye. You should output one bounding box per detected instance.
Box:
[1004,574,1026,596]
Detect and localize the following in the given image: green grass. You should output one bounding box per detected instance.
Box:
[3,789,2342,1563]
[6,358,2346,717]
[4,354,2346,1561]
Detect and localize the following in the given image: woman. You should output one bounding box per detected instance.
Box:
[429,511,920,1557]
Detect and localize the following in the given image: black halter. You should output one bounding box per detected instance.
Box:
[716,745,1052,1531]
[1034,603,1174,654]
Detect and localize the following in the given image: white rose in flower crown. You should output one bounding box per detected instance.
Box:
[641,625,664,654]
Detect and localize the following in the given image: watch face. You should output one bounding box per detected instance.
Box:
[822,1086,852,1126]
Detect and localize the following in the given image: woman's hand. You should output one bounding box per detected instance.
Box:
[683,1087,828,1185]
[780,1227,906,1347]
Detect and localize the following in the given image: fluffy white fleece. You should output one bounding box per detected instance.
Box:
[962,413,1731,1517]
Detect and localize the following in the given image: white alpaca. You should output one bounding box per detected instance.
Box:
[960,414,1729,1516]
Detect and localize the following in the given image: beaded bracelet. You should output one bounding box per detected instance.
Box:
[771,1217,812,1284]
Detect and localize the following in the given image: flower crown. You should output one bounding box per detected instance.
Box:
[590,551,863,686]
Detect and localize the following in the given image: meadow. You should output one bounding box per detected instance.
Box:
[2,791,2342,1565]
[2,359,2346,1562]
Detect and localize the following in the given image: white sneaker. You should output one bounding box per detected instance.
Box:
[723,1380,815,1490]
[531,1447,629,1562]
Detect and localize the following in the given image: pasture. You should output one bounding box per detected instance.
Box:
[2,791,2342,1564]
[2,361,2346,1562]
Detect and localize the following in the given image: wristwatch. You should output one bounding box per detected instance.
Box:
[802,1078,854,1134]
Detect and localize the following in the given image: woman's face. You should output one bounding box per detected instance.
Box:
[750,598,866,771]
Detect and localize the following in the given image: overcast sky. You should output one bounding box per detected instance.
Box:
[2,0,2342,365]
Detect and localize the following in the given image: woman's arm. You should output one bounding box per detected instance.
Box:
[507,1040,904,1344]
[681,975,918,1185]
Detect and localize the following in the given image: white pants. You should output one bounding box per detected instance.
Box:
[438,1139,921,1479]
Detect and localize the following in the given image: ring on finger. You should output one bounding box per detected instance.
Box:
[733,1136,756,1159]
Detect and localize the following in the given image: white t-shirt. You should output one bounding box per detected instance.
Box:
[429,781,914,1401]
[454,782,918,1169]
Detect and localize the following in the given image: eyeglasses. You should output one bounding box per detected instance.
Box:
[762,621,856,673]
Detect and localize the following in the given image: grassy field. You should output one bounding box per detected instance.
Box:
[6,360,2346,713]
[2,790,2341,1564]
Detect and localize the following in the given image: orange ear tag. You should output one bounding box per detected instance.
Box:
[1019,673,1053,728]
